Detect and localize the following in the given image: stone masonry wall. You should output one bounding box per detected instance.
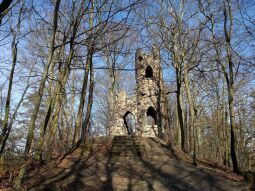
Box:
[109,45,167,138]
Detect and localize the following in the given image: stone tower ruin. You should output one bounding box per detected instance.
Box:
[109,45,167,138]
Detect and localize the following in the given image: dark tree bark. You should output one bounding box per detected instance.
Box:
[14,0,61,187]
[223,0,240,174]
[73,66,89,143]
[81,56,94,142]
[73,46,94,144]
[0,4,22,166]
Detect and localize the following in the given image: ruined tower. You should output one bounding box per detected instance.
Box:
[109,45,166,138]
[135,45,165,137]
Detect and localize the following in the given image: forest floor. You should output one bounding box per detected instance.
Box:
[0,136,253,191]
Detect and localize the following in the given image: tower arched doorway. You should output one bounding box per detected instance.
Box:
[123,111,136,135]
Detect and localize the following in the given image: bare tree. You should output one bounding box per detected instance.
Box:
[15,0,61,187]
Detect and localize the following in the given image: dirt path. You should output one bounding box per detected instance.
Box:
[24,136,251,191]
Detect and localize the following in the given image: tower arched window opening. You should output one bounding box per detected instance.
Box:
[147,107,157,126]
[145,66,153,78]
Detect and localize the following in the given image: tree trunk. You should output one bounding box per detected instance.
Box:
[0,67,33,174]
[108,67,118,126]
[176,68,185,151]
[35,62,56,161]
[35,24,72,161]
[81,58,94,142]
[14,0,60,187]
[73,47,93,144]
[226,75,239,173]
[73,0,94,144]
[0,9,21,167]
[223,0,239,174]
[0,32,17,153]
[45,48,74,160]
[42,1,84,160]
[183,62,196,164]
